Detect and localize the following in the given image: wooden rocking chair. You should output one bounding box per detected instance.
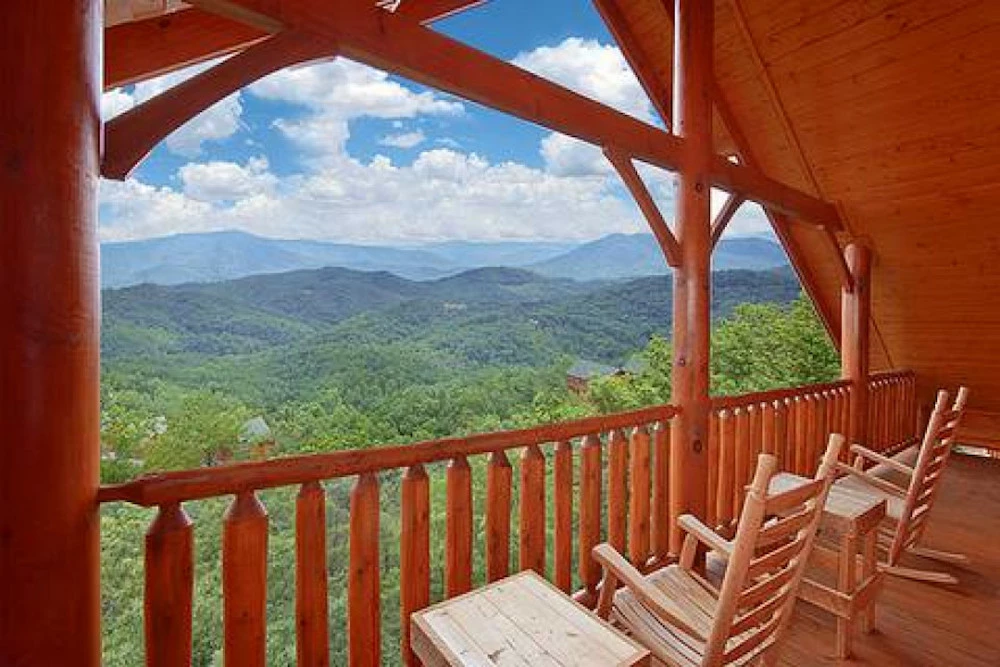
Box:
[834,387,970,584]
[592,435,844,666]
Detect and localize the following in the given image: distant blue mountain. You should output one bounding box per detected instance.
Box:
[528,233,788,280]
[99,230,788,288]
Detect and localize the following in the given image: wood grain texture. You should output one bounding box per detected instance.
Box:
[628,426,652,565]
[607,428,629,554]
[296,482,329,667]
[554,440,575,592]
[578,434,603,598]
[518,445,546,575]
[348,473,380,667]
[145,503,194,667]
[446,457,473,597]
[400,465,429,666]
[485,451,512,583]
[223,492,269,667]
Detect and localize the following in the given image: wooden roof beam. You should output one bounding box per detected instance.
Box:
[604,148,680,267]
[592,0,672,127]
[105,1,485,90]
[183,0,840,229]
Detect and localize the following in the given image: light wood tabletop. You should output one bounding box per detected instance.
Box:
[411,570,651,666]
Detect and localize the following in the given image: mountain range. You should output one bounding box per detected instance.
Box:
[100,231,789,288]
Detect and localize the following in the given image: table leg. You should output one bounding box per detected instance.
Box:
[861,529,877,633]
[836,532,857,659]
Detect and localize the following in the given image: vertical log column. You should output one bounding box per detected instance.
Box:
[841,243,872,448]
[668,0,714,554]
[0,2,102,664]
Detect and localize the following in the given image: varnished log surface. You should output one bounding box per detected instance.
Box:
[778,454,1000,666]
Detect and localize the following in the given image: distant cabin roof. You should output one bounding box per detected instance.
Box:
[567,360,618,381]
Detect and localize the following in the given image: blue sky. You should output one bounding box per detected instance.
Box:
[99,0,770,245]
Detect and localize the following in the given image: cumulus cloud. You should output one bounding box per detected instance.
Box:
[378,130,427,149]
[101,60,243,157]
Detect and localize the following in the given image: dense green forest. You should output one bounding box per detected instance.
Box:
[99,264,837,665]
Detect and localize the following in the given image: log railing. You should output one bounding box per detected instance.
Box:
[99,371,919,665]
[867,369,919,453]
[707,380,853,532]
[99,403,677,666]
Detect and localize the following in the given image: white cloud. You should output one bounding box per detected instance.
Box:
[513,37,655,124]
[178,157,277,202]
[378,130,427,149]
[101,59,243,157]
[540,134,610,177]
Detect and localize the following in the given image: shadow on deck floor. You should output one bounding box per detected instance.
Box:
[778,453,1000,666]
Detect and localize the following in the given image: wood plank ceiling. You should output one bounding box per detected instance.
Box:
[622,0,1000,418]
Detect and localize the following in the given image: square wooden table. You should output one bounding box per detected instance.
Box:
[411,570,651,666]
[770,472,887,659]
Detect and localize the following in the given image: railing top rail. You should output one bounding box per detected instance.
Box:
[709,379,851,411]
[98,403,677,507]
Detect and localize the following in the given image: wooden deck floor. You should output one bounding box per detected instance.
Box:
[778,453,1000,666]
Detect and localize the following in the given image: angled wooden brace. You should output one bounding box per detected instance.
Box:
[102,30,337,180]
[710,193,744,248]
[603,147,681,268]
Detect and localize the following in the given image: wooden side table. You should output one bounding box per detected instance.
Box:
[411,570,651,666]
[770,472,886,659]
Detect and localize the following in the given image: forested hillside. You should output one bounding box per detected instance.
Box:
[99,263,834,665]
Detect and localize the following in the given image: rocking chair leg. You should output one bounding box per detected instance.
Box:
[907,545,970,566]
[880,564,959,585]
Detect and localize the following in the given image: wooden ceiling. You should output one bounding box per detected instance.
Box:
[102,0,1000,428]
[617,0,1000,420]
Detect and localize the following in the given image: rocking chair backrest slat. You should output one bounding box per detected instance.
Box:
[889,387,969,564]
[702,434,843,666]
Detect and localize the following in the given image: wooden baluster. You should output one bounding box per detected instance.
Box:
[814,393,827,475]
[145,502,193,667]
[296,482,329,667]
[733,408,750,516]
[705,415,719,530]
[578,434,602,603]
[519,444,546,575]
[485,450,512,583]
[651,423,671,564]
[608,429,628,555]
[749,404,764,465]
[400,465,429,667]
[716,410,735,530]
[795,396,810,475]
[629,425,652,566]
[446,456,473,597]
[805,394,819,475]
[224,492,268,667]
[773,400,788,471]
[554,440,574,593]
[762,401,776,458]
[348,473,380,667]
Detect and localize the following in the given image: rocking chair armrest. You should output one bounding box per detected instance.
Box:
[836,462,908,498]
[850,444,915,476]
[677,514,734,558]
[591,543,705,640]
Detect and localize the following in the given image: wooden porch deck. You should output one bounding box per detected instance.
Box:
[779,453,1000,666]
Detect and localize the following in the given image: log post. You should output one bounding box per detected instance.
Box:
[841,243,872,447]
[668,0,714,555]
[0,1,102,664]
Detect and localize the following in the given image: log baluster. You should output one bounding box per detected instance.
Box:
[651,423,671,563]
[519,444,546,575]
[446,456,473,597]
[795,396,810,475]
[773,400,788,471]
[553,440,574,592]
[805,394,819,475]
[485,450,512,583]
[400,465,429,666]
[223,492,269,667]
[628,425,652,566]
[814,393,828,474]
[348,473,380,667]
[608,429,628,554]
[716,410,735,529]
[296,482,329,667]
[761,401,776,458]
[578,434,603,603]
[145,502,194,667]
[706,415,720,530]
[733,408,750,516]
[749,404,764,467]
